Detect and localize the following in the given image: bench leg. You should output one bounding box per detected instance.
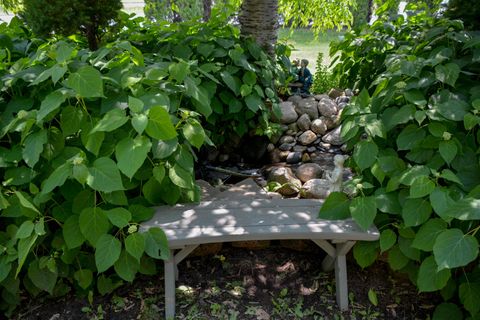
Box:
[164,250,176,320]
[334,241,356,311]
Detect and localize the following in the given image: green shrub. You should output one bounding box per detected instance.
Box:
[311,52,338,94]
[321,7,480,318]
[0,13,285,316]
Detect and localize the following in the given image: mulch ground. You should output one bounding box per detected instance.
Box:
[17,242,439,320]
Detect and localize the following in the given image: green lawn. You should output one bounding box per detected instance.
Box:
[278,28,343,74]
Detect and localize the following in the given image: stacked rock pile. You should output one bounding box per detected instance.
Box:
[265,89,354,199]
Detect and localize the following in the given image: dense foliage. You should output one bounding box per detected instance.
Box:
[19,0,122,50]
[321,6,480,318]
[144,0,203,22]
[444,0,480,31]
[0,13,286,316]
[311,52,338,94]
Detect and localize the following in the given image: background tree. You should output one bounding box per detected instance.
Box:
[19,0,122,50]
[144,0,203,22]
[444,0,480,30]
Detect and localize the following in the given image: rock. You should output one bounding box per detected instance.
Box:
[345,88,353,96]
[288,122,299,132]
[322,126,343,146]
[314,94,330,101]
[295,163,323,182]
[301,179,331,199]
[297,114,312,131]
[218,154,229,162]
[295,131,303,137]
[337,96,350,104]
[337,102,348,110]
[269,149,282,163]
[318,98,337,117]
[268,166,302,196]
[314,138,322,145]
[328,88,343,99]
[287,95,303,106]
[295,98,319,120]
[279,142,295,151]
[286,151,302,164]
[321,116,337,130]
[319,142,331,149]
[341,144,348,152]
[279,150,290,161]
[298,130,317,145]
[307,147,316,153]
[285,129,295,136]
[279,101,298,124]
[280,124,289,132]
[279,135,295,144]
[293,145,307,153]
[302,153,311,162]
[267,143,275,152]
[310,118,327,135]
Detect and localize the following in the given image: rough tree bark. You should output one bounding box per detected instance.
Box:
[203,0,211,21]
[239,0,279,57]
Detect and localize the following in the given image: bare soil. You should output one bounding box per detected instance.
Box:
[17,243,439,320]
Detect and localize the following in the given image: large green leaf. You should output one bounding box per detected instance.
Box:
[350,196,377,231]
[433,91,469,121]
[105,208,131,228]
[459,282,480,316]
[388,245,409,270]
[115,136,152,179]
[402,198,432,227]
[23,130,48,167]
[37,90,67,122]
[429,187,456,221]
[65,65,104,98]
[435,63,460,87]
[412,219,447,252]
[220,71,240,95]
[114,250,139,282]
[245,93,263,112]
[60,105,83,136]
[433,229,479,270]
[95,234,122,273]
[91,109,128,133]
[16,220,34,239]
[396,124,425,150]
[63,215,85,249]
[409,176,435,199]
[79,207,111,246]
[16,234,38,277]
[353,140,378,171]
[42,162,72,194]
[353,241,378,268]
[144,227,170,260]
[439,140,457,165]
[445,198,480,220]
[432,303,463,320]
[380,229,396,253]
[125,233,145,262]
[28,260,57,294]
[182,119,205,149]
[318,192,350,220]
[145,106,177,140]
[168,61,189,82]
[132,114,148,135]
[74,269,93,290]
[417,256,450,292]
[87,157,124,193]
[168,164,194,189]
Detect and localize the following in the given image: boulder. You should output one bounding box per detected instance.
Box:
[279,101,298,124]
[322,126,343,146]
[318,98,337,117]
[298,130,317,145]
[328,88,343,99]
[314,94,330,101]
[279,142,295,151]
[279,135,295,144]
[301,179,331,199]
[297,114,312,131]
[269,148,282,163]
[267,143,275,152]
[310,118,327,135]
[268,166,302,196]
[288,122,299,132]
[287,95,303,106]
[286,151,302,164]
[302,153,311,162]
[321,116,337,130]
[293,145,307,153]
[295,98,319,120]
[345,89,353,96]
[295,163,323,183]
[337,96,350,104]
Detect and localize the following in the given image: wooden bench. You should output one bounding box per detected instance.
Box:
[140,198,379,319]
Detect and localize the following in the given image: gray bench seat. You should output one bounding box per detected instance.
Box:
[140,198,379,319]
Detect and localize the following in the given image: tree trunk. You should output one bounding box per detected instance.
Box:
[85,23,98,51]
[239,0,278,57]
[366,0,373,24]
[203,0,211,21]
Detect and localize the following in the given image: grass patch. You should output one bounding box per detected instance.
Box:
[278,28,343,74]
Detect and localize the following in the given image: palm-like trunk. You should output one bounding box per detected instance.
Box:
[239,0,278,57]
